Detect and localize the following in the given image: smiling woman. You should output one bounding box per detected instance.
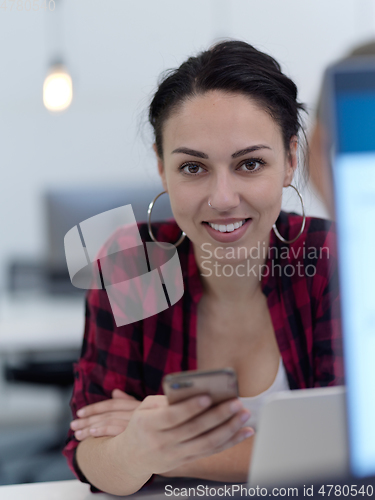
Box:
[63,40,343,496]
[157,92,296,255]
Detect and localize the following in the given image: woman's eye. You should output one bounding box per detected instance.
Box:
[180,159,265,176]
[180,163,204,175]
[239,159,265,173]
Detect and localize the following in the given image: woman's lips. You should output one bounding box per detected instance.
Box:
[202,218,252,243]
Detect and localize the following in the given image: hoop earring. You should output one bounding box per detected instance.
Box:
[147,191,186,248]
[272,185,306,244]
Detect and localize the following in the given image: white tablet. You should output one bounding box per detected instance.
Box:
[248,385,349,488]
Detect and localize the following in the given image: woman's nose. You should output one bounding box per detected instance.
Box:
[208,172,241,211]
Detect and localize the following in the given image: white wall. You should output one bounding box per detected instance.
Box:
[0,0,374,289]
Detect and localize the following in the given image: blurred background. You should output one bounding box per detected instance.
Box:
[0,0,374,485]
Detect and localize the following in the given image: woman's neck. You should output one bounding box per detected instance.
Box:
[193,234,270,305]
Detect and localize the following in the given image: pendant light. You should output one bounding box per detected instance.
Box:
[43,0,72,112]
[43,60,73,112]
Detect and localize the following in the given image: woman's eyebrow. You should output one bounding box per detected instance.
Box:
[171,147,208,158]
[232,145,271,158]
[171,145,271,159]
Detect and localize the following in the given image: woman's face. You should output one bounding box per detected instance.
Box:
[154,90,297,261]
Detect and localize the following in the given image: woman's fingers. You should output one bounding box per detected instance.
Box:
[71,393,141,440]
[89,422,129,437]
[76,397,140,418]
[214,426,255,453]
[114,395,253,477]
[197,426,255,459]
[179,411,254,459]
[171,401,250,444]
[150,394,214,430]
[71,410,133,431]
[74,418,130,440]
[141,395,246,437]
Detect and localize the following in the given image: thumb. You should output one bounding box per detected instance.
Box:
[139,394,168,410]
[112,389,137,400]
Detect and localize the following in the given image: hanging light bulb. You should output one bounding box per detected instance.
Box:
[43,63,73,112]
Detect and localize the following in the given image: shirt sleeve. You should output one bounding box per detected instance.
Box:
[62,286,146,492]
[310,223,345,387]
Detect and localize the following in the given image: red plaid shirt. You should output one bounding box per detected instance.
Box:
[63,211,344,488]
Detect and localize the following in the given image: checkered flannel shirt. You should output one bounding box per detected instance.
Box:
[63,210,344,490]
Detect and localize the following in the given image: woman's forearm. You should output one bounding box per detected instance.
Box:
[161,435,254,483]
[76,436,152,496]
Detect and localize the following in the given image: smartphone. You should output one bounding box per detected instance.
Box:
[162,367,238,405]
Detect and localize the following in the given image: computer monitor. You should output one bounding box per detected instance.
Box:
[326,57,375,478]
[44,185,173,293]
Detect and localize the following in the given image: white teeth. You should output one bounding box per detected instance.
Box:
[208,219,247,232]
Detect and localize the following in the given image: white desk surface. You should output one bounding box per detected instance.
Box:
[0,479,193,500]
[0,293,85,353]
[0,480,93,500]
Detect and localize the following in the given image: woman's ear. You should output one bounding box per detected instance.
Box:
[153,143,168,192]
[283,136,298,187]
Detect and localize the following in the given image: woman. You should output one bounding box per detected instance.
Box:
[63,40,343,495]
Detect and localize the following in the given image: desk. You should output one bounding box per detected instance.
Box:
[0,478,221,500]
[0,479,131,499]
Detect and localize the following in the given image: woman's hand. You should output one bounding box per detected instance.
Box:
[115,394,254,478]
[70,389,141,441]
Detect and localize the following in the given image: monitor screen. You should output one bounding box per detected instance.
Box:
[331,63,375,478]
[43,185,173,293]
[334,70,375,153]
